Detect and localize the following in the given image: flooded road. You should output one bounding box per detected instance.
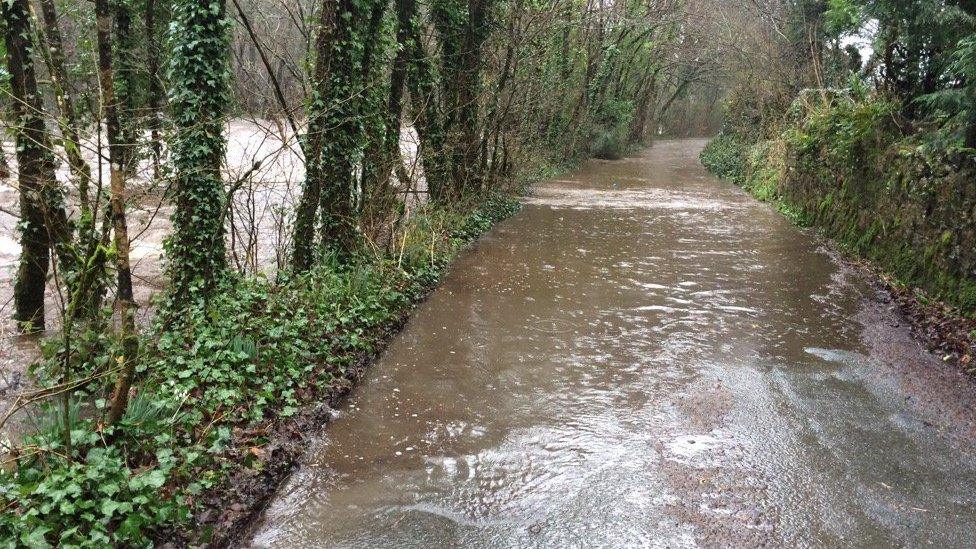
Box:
[251,139,976,547]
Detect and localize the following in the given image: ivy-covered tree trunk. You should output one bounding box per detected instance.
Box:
[349,0,390,237]
[432,0,492,200]
[94,0,139,424]
[361,0,415,233]
[404,17,450,202]
[454,0,491,196]
[145,0,165,179]
[482,0,522,188]
[315,0,374,259]
[292,0,338,272]
[114,0,141,174]
[3,0,75,332]
[295,0,384,268]
[431,0,464,201]
[167,0,230,301]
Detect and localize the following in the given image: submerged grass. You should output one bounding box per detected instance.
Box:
[0,195,521,546]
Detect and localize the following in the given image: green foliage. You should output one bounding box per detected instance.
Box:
[590,99,635,160]
[782,93,898,167]
[0,196,522,545]
[825,0,860,35]
[700,132,749,184]
[705,90,976,313]
[453,193,521,239]
[3,442,185,547]
[742,141,781,202]
[165,0,232,302]
[919,33,976,149]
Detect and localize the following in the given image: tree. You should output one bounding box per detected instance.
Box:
[145,0,166,179]
[166,0,231,301]
[292,0,339,272]
[93,0,139,423]
[114,0,142,174]
[36,0,95,216]
[404,8,450,200]
[4,0,76,332]
[432,0,493,199]
[361,0,416,233]
[293,0,387,270]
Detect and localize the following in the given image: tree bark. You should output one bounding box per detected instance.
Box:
[360,0,415,236]
[4,0,74,332]
[167,0,230,300]
[405,18,450,202]
[94,0,139,424]
[114,0,139,174]
[292,0,338,271]
[145,0,164,179]
[36,0,94,214]
[452,0,492,196]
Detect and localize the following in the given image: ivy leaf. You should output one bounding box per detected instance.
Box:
[22,526,52,548]
[101,499,122,518]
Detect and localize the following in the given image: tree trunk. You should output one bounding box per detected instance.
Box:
[482,0,521,188]
[361,0,415,236]
[292,0,338,272]
[0,142,9,180]
[405,20,450,202]
[452,0,492,197]
[145,0,164,179]
[167,0,230,301]
[349,0,387,220]
[94,0,139,424]
[315,0,376,258]
[36,0,95,215]
[432,0,491,200]
[4,0,74,332]
[114,0,140,174]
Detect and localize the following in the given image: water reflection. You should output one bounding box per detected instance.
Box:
[251,139,976,548]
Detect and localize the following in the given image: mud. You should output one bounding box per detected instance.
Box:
[248,139,976,547]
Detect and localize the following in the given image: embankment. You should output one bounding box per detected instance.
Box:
[701,90,976,366]
[0,193,524,546]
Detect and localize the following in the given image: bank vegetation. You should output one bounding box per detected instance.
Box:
[0,0,721,543]
[701,0,976,324]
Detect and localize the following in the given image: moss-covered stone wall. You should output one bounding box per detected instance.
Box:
[702,94,976,312]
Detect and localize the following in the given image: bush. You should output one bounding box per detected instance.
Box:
[704,87,976,313]
[590,99,634,160]
[742,140,783,202]
[700,132,749,184]
[5,445,185,547]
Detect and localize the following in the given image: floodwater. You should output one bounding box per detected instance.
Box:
[0,119,424,445]
[250,139,976,547]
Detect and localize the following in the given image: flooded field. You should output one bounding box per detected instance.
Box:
[0,119,423,443]
[250,139,976,547]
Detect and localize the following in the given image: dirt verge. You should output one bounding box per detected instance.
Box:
[847,254,976,377]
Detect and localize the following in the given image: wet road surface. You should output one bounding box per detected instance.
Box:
[251,139,976,547]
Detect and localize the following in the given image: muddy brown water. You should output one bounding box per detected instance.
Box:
[250,139,976,547]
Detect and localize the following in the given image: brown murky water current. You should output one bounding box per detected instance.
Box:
[251,139,976,547]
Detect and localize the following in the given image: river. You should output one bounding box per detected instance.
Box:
[250,139,976,547]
